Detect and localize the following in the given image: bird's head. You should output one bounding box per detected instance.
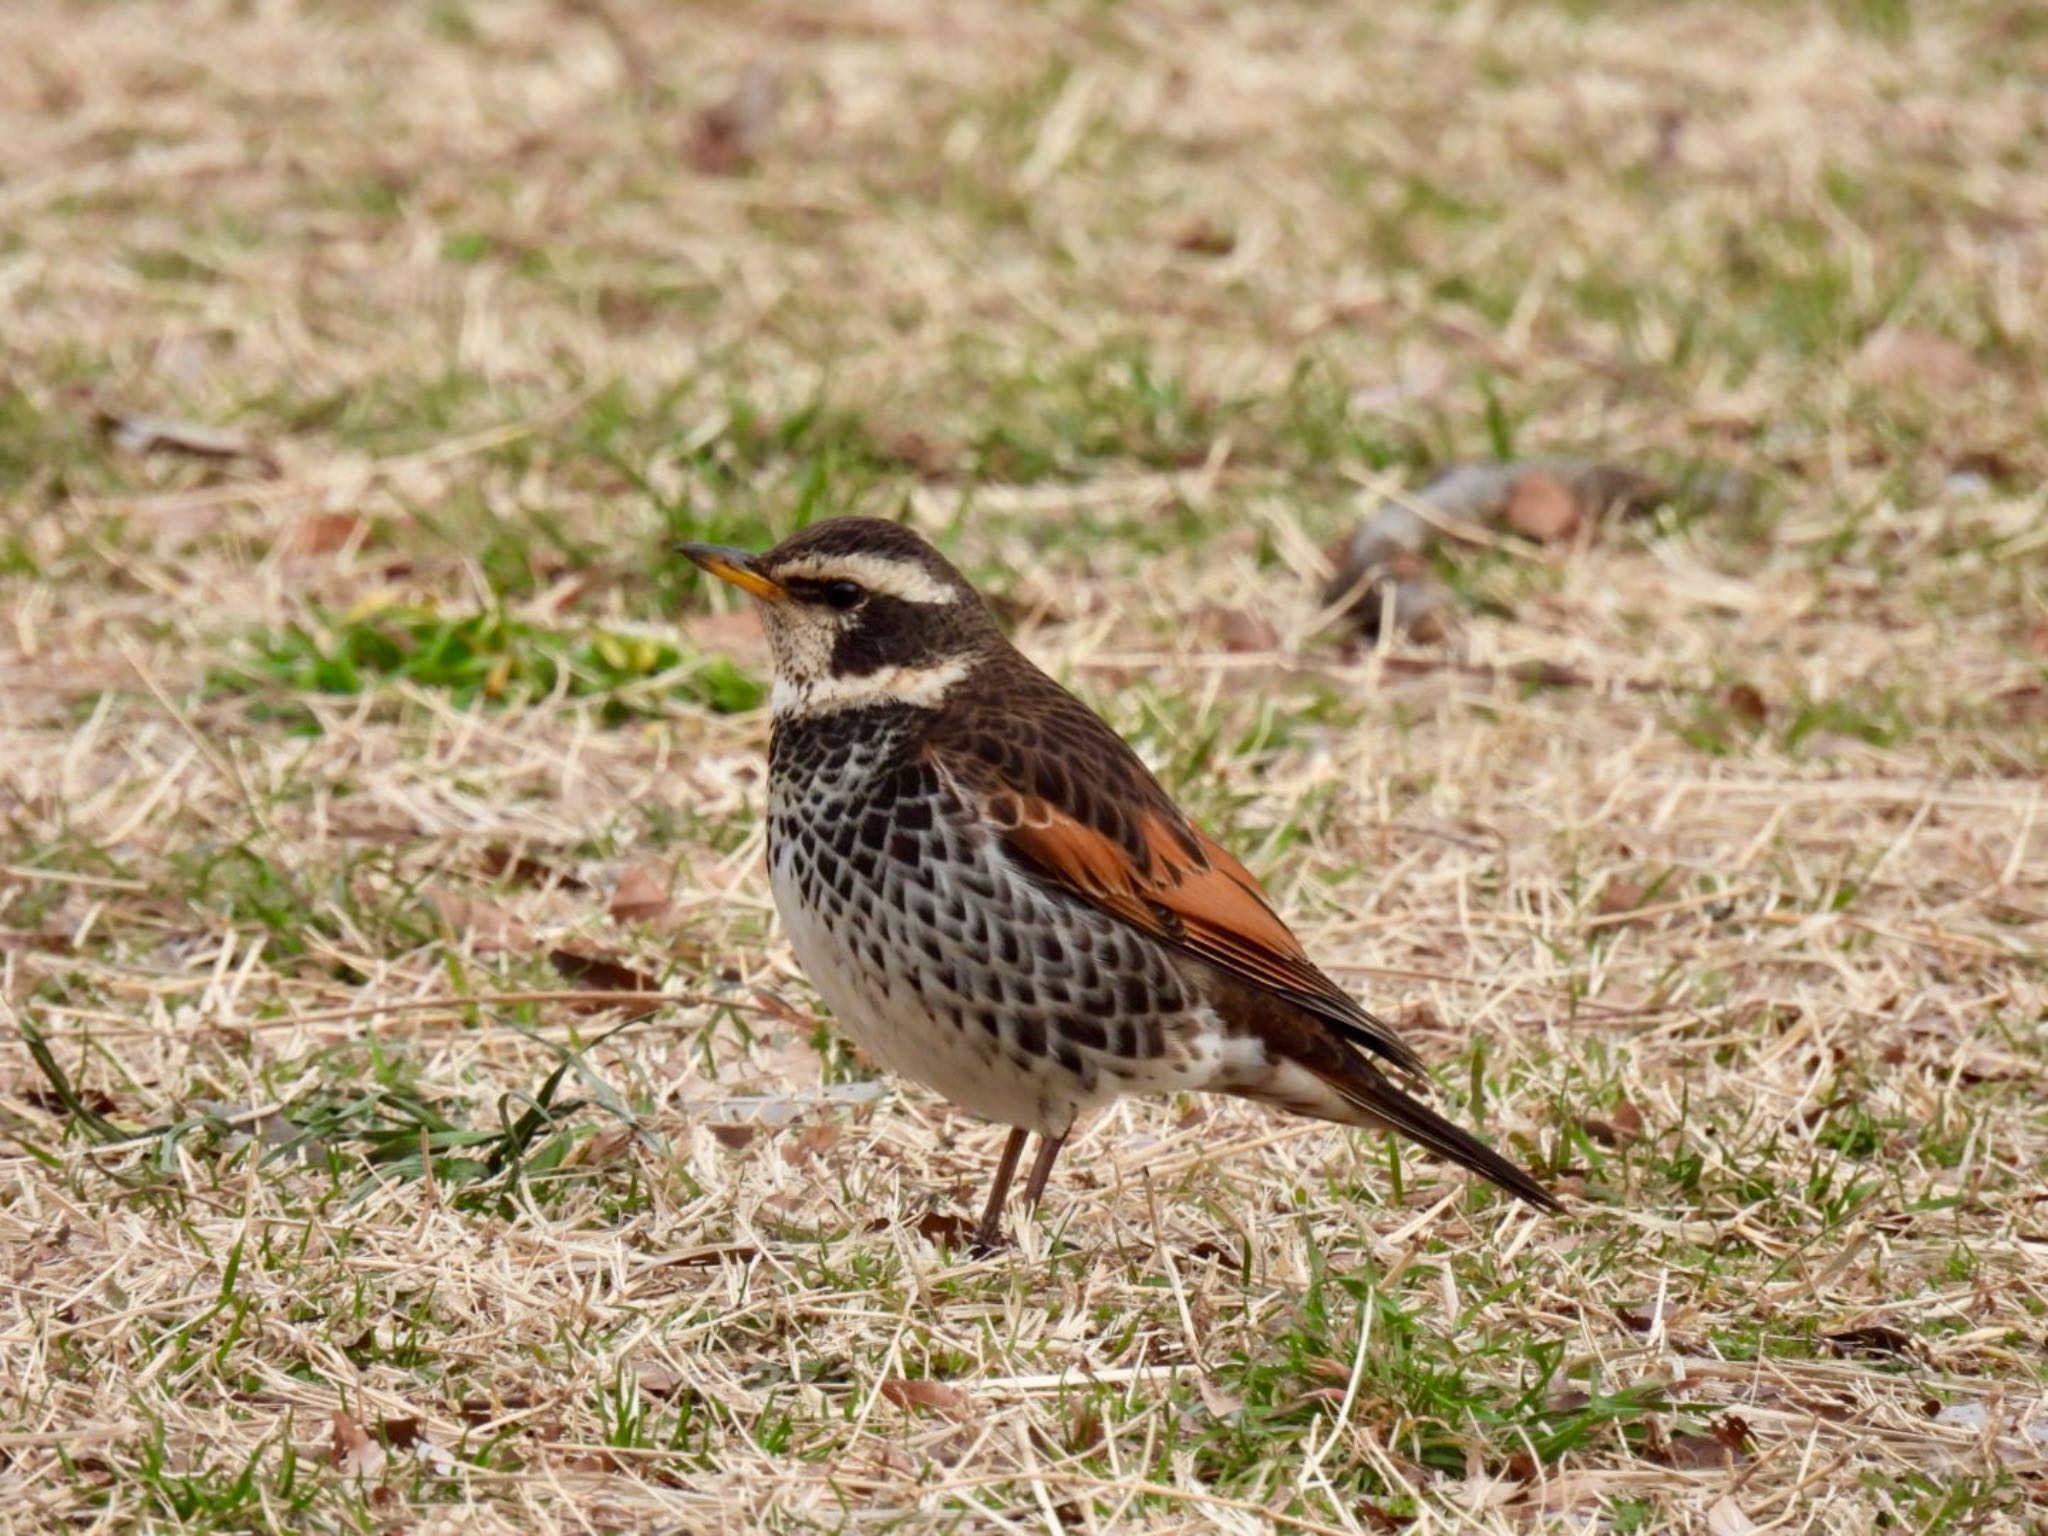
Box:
[680,518,998,717]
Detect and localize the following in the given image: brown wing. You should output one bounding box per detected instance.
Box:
[922,657,1425,1078]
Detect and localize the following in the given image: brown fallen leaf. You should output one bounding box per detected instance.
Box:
[1596,877,1652,917]
[1714,1414,1754,1456]
[1723,682,1770,726]
[1504,470,1581,542]
[1173,218,1237,257]
[1824,1324,1914,1359]
[283,511,368,556]
[1855,328,1981,394]
[690,62,783,175]
[569,1124,638,1168]
[910,1209,977,1248]
[98,407,277,471]
[1997,684,2048,724]
[482,846,586,890]
[879,1377,974,1419]
[1322,517,1451,641]
[636,1363,685,1398]
[708,1123,760,1150]
[1195,1374,1244,1420]
[378,1417,422,1450]
[331,1409,386,1480]
[2023,617,2048,658]
[1194,605,1280,653]
[1418,458,1669,529]
[872,427,959,479]
[429,889,530,952]
[21,1083,118,1116]
[610,860,672,924]
[751,988,815,1028]
[781,1123,842,1165]
[1706,1495,1759,1536]
[546,949,666,1020]
[1658,1427,1743,1470]
[1583,1100,1645,1148]
[1067,1398,1105,1453]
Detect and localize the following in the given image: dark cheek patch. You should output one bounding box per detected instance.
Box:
[829,595,957,676]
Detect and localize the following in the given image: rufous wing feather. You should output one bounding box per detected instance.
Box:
[973,775,1426,1078]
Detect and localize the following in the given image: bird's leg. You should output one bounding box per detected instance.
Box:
[1021,1133,1067,1212]
[972,1126,1031,1252]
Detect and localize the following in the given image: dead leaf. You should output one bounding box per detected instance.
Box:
[1418,458,1667,530]
[284,512,367,557]
[2023,617,2048,658]
[1322,516,1451,641]
[1713,1414,1754,1456]
[879,1377,974,1419]
[1583,1100,1645,1147]
[98,407,276,470]
[610,861,672,924]
[873,427,959,479]
[629,1364,683,1400]
[1825,1325,1913,1359]
[1855,329,1981,394]
[1596,878,1651,917]
[429,889,530,951]
[21,1083,118,1116]
[377,1417,421,1450]
[1998,684,2048,724]
[911,1209,976,1248]
[1067,1398,1105,1452]
[1528,1469,1607,1512]
[1723,682,1770,726]
[1505,470,1581,542]
[709,1123,760,1150]
[690,62,783,174]
[1194,605,1279,653]
[482,846,586,890]
[1659,1430,1734,1469]
[546,949,666,1019]
[1172,218,1237,257]
[1196,1374,1243,1420]
[331,1409,386,1480]
[781,1123,841,1165]
[1706,1495,1759,1536]
[751,989,814,1028]
[574,1124,638,1166]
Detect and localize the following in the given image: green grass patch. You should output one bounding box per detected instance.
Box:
[212,604,764,726]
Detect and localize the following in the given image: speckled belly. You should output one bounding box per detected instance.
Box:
[765,751,1224,1136]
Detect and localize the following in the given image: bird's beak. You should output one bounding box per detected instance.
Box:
[677,542,785,602]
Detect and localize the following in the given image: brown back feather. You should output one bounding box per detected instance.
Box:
[922,649,1426,1078]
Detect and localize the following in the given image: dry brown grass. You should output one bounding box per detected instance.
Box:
[3,1,2046,1530]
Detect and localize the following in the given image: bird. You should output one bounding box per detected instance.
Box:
[680,517,1557,1248]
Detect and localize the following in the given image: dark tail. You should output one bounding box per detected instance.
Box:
[1203,970,1559,1211]
[1319,1060,1560,1211]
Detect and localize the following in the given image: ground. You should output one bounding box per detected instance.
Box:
[3,0,2046,1531]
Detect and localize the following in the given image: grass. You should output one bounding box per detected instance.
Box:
[3,0,2047,1531]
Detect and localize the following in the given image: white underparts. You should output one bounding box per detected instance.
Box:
[772,552,960,607]
[773,657,973,716]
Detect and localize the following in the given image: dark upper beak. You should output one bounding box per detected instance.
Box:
[677,542,786,602]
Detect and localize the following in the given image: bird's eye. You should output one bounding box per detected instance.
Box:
[823,580,864,610]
